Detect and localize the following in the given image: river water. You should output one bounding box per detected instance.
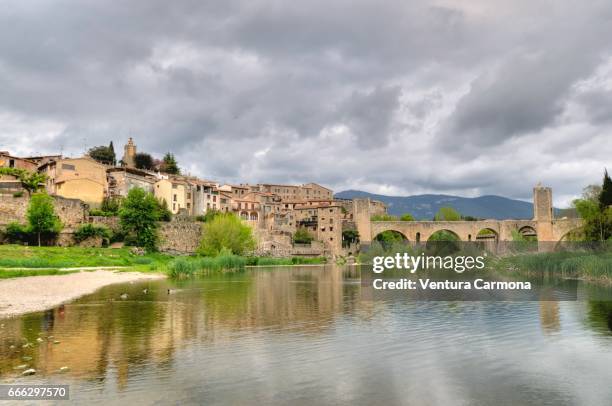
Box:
[1,265,612,405]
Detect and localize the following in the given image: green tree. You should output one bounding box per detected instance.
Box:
[572,176,612,241]
[88,145,115,165]
[161,153,180,175]
[400,213,415,221]
[155,198,172,221]
[434,207,461,221]
[293,227,314,244]
[134,153,155,170]
[0,167,47,195]
[109,141,116,165]
[600,169,612,209]
[119,188,160,251]
[198,213,256,256]
[371,213,398,221]
[26,193,62,246]
[342,229,360,246]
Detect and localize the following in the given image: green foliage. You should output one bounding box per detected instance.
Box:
[293,227,314,244]
[101,196,122,213]
[600,169,612,208]
[245,256,327,266]
[196,209,221,222]
[434,207,461,221]
[342,229,360,245]
[74,223,111,243]
[155,198,172,221]
[573,176,612,241]
[134,153,154,170]
[12,191,23,198]
[88,145,115,165]
[371,213,398,221]
[0,269,78,279]
[198,213,256,256]
[0,167,47,194]
[374,230,407,250]
[161,152,180,175]
[119,188,160,251]
[428,230,460,241]
[400,213,415,221]
[4,222,29,243]
[499,250,612,280]
[27,193,62,246]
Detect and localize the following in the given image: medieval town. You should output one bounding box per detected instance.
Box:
[0,138,387,258]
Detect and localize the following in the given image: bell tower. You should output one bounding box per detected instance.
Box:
[122,138,136,168]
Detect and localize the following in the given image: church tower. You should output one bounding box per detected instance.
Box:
[122,138,136,168]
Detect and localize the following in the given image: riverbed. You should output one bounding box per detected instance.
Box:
[1,265,611,405]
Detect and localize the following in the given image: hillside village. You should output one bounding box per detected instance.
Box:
[0,139,386,257]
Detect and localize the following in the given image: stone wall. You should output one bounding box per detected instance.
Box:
[0,194,87,230]
[158,221,202,254]
[88,215,121,232]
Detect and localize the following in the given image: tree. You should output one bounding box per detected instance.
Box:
[109,141,116,165]
[434,207,461,221]
[371,214,398,221]
[26,193,62,246]
[161,153,180,175]
[600,169,612,209]
[400,213,415,221]
[119,188,160,251]
[0,167,47,195]
[88,145,115,165]
[342,229,360,245]
[293,227,314,244]
[134,153,155,170]
[198,213,256,256]
[572,177,612,241]
[155,198,172,221]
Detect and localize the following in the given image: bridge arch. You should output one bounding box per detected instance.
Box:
[373,229,409,242]
[518,226,538,241]
[427,229,461,241]
[476,228,499,242]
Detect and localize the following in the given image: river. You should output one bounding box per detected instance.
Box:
[1,265,612,405]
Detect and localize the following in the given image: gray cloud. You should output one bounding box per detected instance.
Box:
[0,0,611,206]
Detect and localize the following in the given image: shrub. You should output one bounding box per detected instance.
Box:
[198,213,256,256]
[12,191,23,198]
[293,227,314,244]
[74,224,111,243]
[4,222,30,243]
[371,214,398,221]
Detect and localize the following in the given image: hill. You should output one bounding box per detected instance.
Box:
[335,190,539,220]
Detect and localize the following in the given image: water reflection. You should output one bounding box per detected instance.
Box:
[0,265,611,405]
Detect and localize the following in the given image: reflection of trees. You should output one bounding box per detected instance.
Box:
[586,301,612,335]
[0,266,365,384]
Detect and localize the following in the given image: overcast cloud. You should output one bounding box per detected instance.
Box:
[1,0,611,206]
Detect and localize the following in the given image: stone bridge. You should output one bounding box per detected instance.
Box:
[367,218,582,243]
[353,186,583,244]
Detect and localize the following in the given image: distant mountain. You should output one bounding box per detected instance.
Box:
[335,190,541,220]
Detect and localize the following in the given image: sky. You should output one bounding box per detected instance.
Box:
[0,0,611,207]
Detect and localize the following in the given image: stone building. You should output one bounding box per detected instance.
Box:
[293,203,343,254]
[39,156,109,206]
[251,182,333,202]
[0,152,38,172]
[107,167,157,198]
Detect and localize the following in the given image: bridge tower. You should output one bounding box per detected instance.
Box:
[533,185,554,242]
[353,198,373,244]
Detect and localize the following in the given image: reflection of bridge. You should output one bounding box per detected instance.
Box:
[354,186,582,245]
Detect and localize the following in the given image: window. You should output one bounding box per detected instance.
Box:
[61,163,76,171]
[213,196,217,202]
[330,227,333,231]
[173,203,176,211]
[173,194,177,202]
[187,203,191,209]
[9,159,14,168]
[172,184,177,189]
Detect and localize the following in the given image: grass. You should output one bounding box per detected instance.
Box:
[167,255,327,278]
[0,269,78,279]
[0,245,173,272]
[0,244,328,279]
[498,250,612,281]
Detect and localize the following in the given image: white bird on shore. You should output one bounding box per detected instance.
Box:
[120,293,128,300]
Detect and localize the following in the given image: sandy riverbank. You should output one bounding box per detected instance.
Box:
[0,270,165,318]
